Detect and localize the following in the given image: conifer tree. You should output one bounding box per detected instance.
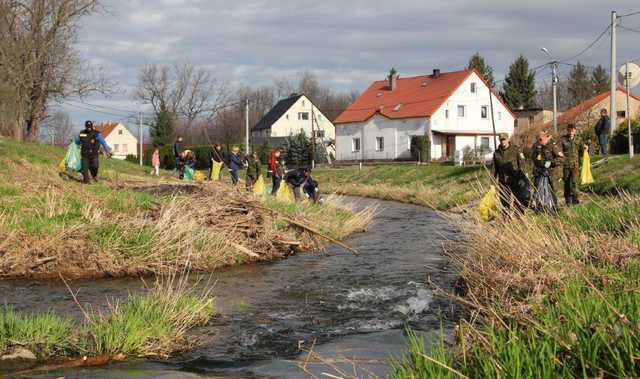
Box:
[502,55,537,110]
[150,107,176,147]
[468,52,495,87]
[591,64,609,95]
[567,62,592,106]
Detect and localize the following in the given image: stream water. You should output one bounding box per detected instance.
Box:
[1,197,460,378]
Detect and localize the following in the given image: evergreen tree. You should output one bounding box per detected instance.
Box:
[283,131,327,167]
[467,52,495,87]
[502,55,537,110]
[150,107,176,147]
[591,64,609,95]
[567,62,592,106]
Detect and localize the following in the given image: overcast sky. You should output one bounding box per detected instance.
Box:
[56,0,640,129]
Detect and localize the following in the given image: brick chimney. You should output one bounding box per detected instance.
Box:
[432,69,441,78]
[388,67,399,90]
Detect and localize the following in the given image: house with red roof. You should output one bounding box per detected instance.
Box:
[334,68,515,162]
[94,122,139,160]
[546,87,640,131]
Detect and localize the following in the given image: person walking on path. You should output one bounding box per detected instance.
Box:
[208,144,226,181]
[173,137,183,174]
[530,131,562,213]
[594,108,610,156]
[229,147,242,186]
[151,146,160,176]
[75,120,111,184]
[245,151,262,191]
[269,149,282,195]
[561,124,587,206]
[493,133,527,211]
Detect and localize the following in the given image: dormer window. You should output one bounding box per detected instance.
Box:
[392,103,402,112]
[470,82,477,93]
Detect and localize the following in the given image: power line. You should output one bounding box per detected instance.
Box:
[618,10,640,18]
[64,98,141,114]
[58,100,137,119]
[619,25,640,34]
[558,24,611,63]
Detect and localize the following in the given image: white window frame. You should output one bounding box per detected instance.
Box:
[445,109,449,119]
[481,106,488,119]
[113,144,119,152]
[470,82,477,93]
[480,137,490,151]
[457,105,466,118]
[375,137,384,152]
[298,112,309,120]
[352,138,361,152]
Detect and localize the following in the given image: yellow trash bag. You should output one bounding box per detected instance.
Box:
[58,158,66,172]
[252,175,265,195]
[211,161,222,180]
[580,149,594,185]
[193,170,205,182]
[276,182,294,203]
[478,185,498,221]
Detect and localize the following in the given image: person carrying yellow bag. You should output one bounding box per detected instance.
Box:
[275,181,294,203]
[478,185,498,221]
[580,148,594,185]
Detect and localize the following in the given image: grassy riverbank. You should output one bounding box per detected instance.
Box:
[392,192,640,378]
[314,164,486,210]
[0,138,373,279]
[0,277,215,368]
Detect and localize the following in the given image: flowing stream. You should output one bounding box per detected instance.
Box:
[1,197,460,378]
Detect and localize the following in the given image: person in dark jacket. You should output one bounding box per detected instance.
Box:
[173,137,183,174]
[269,149,282,195]
[493,133,527,210]
[228,147,242,186]
[285,168,320,202]
[208,144,226,181]
[560,124,587,205]
[530,131,563,213]
[245,151,262,191]
[74,120,111,184]
[594,108,610,155]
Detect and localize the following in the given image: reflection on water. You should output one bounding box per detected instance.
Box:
[1,197,460,378]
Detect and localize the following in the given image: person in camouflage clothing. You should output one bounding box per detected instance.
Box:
[560,123,587,205]
[531,131,563,213]
[493,133,527,210]
[245,151,262,192]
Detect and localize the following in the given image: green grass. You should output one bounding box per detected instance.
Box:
[314,164,486,209]
[589,154,640,194]
[0,308,75,359]
[393,264,640,379]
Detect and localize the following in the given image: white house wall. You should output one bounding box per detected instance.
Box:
[269,95,336,141]
[105,124,139,160]
[335,115,427,161]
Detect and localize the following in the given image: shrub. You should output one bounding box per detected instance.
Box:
[410,135,430,162]
[124,154,138,164]
[610,119,640,154]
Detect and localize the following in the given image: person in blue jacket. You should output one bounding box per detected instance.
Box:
[75,121,111,183]
[228,146,242,186]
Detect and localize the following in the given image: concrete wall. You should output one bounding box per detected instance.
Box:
[105,123,138,159]
[335,115,427,161]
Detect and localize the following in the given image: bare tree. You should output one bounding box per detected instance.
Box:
[40,110,73,144]
[0,0,112,141]
[134,63,229,130]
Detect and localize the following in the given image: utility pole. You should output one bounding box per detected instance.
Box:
[488,85,498,150]
[245,99,250,155]
[610,10,617,137]
[310,104,316,169]
[625,62,634,158]
[552,62,558,134]
[138,111,143,166]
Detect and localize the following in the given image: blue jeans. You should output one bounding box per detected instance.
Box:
[597,133,608,155]
[230,169,239,185]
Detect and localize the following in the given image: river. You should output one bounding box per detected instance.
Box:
[0,197,460,378]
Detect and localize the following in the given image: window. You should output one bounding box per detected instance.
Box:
[302,100,306,107]
[497,111,502,120]
[480,137,490,152]
[457,105,466,117]
[318,114,323,121]
[376,137,384,151]
[122,144,128,154]
[617,111,626,118]
[352,138,361,152]
[286,114,289,120]
[113,144,119,152]
[315,130,325,138]
[445,109,449,119]
[470,82,477,93]
[481,106,488,119]
[118,129,123,135]
[298,112,309,120]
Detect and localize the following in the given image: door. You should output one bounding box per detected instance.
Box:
[446,135,456,160]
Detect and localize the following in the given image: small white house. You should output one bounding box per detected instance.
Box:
[251,94,335,146]
[95,122,138,160]
[334,69,515,162]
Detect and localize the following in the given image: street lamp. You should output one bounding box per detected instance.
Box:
[541,47,559,134]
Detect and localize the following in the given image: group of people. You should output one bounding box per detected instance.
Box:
[493,108,610,213]
[168,138,320,202]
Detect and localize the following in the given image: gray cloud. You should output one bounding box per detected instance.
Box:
[59,0,640,126]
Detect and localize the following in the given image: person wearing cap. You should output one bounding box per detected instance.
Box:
[560,123,587,205]
[530,131,562,212]
[594,108,610,155]
[493,133,526,210]
[74,120,111,184]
